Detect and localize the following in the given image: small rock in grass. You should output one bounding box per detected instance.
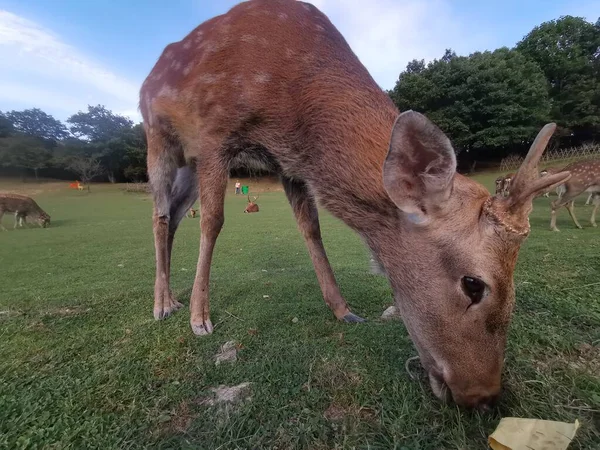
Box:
[381,305,401,321]
[198,382,252,406]
[214,341,238,365]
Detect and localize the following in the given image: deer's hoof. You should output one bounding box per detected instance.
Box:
[191,319,214,336]
[551,227,560,232]
[153,296,183,320]
[342,312,366,323]
[592,223,597,228]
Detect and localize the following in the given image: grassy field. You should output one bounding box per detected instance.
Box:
[0,174,598,449]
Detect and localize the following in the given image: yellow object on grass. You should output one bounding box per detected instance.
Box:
[489,417,580,450]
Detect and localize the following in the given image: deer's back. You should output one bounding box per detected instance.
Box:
[0,193,38,213]
[562,159,600,189]
[140,0,398,206]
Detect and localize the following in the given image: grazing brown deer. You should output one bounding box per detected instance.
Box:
[244,195,259,213]
[0,193,51,230]
[548,159,600,231]
[139,0,570,409]
[187,208,198,218]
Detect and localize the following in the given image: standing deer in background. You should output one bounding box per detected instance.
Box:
[0,193,51,230]
[140,0,570,409]
[244,195,259,213]
[548,159,600,231]
[494,173,514,197]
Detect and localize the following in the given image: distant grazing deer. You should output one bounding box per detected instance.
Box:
[187,208,198,218]
[139,0,570,409]
[494,173,514,197]
[0,193,51,230]
[548,159,600,231]
[244,195,259,213]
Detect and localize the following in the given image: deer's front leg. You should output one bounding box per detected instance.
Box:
[282,177,365,323]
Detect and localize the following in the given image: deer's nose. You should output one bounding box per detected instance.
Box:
[456,390,501,411]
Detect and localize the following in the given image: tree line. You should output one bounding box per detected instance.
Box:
[0,105,147,183]
[388,15,600,170]
[1,15,598,182]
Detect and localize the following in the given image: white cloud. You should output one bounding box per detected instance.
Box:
[0,10,141,122]
[306,0,493,90]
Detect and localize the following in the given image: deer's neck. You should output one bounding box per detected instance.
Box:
[303,78,401,232]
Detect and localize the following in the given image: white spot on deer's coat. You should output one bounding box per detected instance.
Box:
[241,34,255,43]
[278,12,288,20]
[165,49,174,59]
[157,84,178,99]
[204,41,217,54]
[254,73,271,84]
[183,62,194,76]
[183,40,191,50]
[200,73,225,84]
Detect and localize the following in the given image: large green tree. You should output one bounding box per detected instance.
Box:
[516,16,600,139]
[67,105,134,142]
[389,48,551,153]
[5,108,68,142]
[0,136,53,179]
[0,112,14,138]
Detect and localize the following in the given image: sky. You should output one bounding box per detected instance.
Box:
[0,0,598,124]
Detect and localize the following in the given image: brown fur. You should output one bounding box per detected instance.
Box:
[547,159,600,230]
[139,0,569,409]
[0,193,51,230]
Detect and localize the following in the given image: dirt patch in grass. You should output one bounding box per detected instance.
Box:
[170,401,194,433]
[197,382,253,407]
[42,305,91,318]
[310,357,363,392]
[0,181,73,196]
[534,343,600,377]
[323,402,378,423]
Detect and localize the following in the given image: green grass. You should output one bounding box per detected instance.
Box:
[0,176,598,449]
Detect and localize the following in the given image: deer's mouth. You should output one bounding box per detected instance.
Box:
[428,369,451,403]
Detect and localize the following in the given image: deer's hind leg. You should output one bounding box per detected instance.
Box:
[0,209,5,231]
[590,194,599,227]
[281,177,365,323]
[550,189,583,231]
[148,131,198,320]
[188,151,229,336]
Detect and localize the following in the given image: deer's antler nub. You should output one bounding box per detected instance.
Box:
[484,123,571,236]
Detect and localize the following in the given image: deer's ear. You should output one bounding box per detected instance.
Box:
[383,110,456,223]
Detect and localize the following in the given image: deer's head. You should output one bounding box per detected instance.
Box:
[380,111,570,408]
[244,195,260,213]
[39,213,51,228]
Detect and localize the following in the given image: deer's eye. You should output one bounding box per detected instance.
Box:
[462,276,487,304]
